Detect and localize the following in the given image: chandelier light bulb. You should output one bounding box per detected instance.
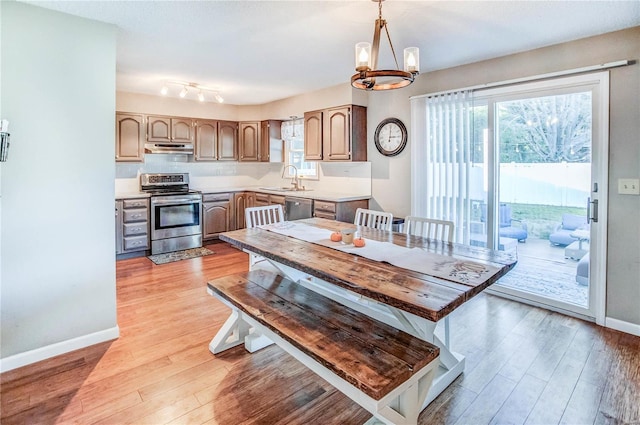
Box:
[179,86,188,98]
[355,42,371,71]
[404,47,420,73]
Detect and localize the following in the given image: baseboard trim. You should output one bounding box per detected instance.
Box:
[605,317,640,337]
[0,326,120,373]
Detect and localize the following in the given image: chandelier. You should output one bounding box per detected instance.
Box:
[160,80,224,103]
[351,0,420,91]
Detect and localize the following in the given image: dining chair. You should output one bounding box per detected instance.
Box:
[245,204,285,229]
[405,215,455,350]
[354,208,393,231]
[244,205,285,269]
[404,216,455,243]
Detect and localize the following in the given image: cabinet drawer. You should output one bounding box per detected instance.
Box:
[314,201,336,213]
[314,211,336,220]
[123,235,148,251]
[270,195,286,205]
[123,222,148,237]
[255,193,269,202]
[123,209,147,223]
[203,193,231,202]
[123,198,148,209]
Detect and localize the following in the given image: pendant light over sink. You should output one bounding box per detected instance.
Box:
[351,0,420,91]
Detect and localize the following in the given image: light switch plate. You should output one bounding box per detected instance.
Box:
[618,178,640,195]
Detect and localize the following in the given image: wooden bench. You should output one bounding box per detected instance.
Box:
[207,269,440,425]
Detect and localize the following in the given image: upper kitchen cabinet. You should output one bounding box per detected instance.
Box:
[147,116,194,143]
[116,113,145,162]
[260,120,283,162]
[194,119,218,161]
[218,121,239,161]
[304,105,366,162]
[304,111,323,161]
[195,120,239,161]
[239,122,260,162]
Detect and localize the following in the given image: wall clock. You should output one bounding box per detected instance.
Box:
[374,118,407,157]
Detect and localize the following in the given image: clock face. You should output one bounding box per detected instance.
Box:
[374,118,407,156]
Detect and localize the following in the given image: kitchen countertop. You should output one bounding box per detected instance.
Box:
[115,187,370,203]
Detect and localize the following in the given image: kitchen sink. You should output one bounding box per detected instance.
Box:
[259,187,312,192]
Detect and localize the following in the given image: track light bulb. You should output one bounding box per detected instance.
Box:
[179,86,188,98]
[160,85,168,95]
[214,93,224,103]
[197,91,205,102]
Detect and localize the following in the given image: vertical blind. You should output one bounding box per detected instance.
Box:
[411,91,473,243]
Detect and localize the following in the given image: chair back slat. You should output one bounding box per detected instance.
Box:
[404,216,455,243]
[354,208,393,231]
[246,205,285,228]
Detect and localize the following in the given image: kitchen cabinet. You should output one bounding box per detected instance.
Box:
[194,120,239,162]
[239,122,260,161]
[255,192,286,208]
[304,105,367,162]
[303,111,323,161]
[115,200,123,254]
[115,113,145,162]
[218,121,239,161]
[147,115,194,143]
[202,193,234,240]
[260,120,283,162]
[118,198,150,254]
[234,192,255,229]
[313,198,369,223]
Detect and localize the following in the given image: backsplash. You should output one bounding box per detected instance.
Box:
[115,154,371,195]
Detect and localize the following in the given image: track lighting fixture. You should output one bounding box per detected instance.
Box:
[160,80,224,103]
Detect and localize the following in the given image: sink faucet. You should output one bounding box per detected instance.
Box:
[282,165,299,190]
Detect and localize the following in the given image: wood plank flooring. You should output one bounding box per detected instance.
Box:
[1,240,639,425]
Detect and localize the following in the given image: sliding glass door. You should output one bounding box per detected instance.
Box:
[470,75,608,319]
[412,72,609,321]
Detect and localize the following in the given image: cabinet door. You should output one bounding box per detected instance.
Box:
[323,106,351,160]
[115,200,123,254]
[116,113,144,162]
[239,122,260,161]
[218,121,238,161]
[260,121,270,162]
[234,193,247,229]
[203,201,232,239]
[304,111,323,161]
[171,118,193,143]
[195,120,218,161]
[147,116,171,142]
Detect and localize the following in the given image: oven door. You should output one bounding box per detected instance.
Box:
[151,195,202,240]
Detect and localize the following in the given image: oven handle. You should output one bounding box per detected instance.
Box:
[151,198,201,206]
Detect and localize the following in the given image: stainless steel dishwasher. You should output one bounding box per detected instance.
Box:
[285,197,313,221]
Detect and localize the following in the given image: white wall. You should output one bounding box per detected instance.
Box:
[0,2,118,370]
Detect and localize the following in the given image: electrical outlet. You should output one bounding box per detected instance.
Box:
[618,178,640,195]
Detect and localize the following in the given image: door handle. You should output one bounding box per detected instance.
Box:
[587,197,598,223]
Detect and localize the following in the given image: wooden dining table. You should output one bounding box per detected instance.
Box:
[218,217,517,409]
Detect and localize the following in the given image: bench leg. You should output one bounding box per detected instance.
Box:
[209,310,250,354]
[209,309,275,354]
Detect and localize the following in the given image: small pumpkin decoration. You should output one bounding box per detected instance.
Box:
[330,232,342,242]
[353,237,366,247]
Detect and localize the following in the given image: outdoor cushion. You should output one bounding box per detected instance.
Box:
[549,214,588,246]
[576,253,589,286]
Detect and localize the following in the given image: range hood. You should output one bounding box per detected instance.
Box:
[144,142,194,155]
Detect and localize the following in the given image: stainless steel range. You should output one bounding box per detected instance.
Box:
[140,173,202,255]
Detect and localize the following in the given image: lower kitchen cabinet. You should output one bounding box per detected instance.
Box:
[203,193,234,240]
[234,192,255,229]
[116,197,150,255]
[313,199,369,223]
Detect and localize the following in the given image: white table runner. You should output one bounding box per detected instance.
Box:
[259,221,501,286]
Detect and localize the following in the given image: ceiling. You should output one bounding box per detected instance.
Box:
[23,1,640,106]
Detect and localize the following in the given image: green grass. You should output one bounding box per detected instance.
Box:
[508,203,587,239]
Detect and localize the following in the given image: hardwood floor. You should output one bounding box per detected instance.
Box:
[1,241,639,425]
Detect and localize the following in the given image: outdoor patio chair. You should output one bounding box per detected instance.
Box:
[481,203,528,242]
[549,213,588,246]
[576,253,589,286]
